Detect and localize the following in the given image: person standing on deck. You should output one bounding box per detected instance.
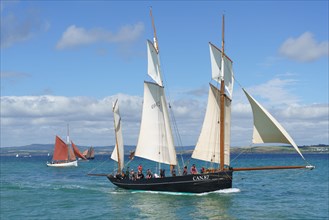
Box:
[183,166,188,175]
[190,164,198,174]
[138,164,143,172]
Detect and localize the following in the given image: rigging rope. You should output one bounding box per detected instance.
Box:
[230,144,254,163]
[156,43,188,175]
[169,103,185,175]
[87,157,109,174]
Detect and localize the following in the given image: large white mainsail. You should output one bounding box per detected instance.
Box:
[209,42,234,98]
[192,84,231,165]
[111,99,125,171]
[243,89,305,160]
[135,82,177,165]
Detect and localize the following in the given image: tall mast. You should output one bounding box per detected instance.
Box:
[219,14,225,171]
[67,123,70,160]
[150,7,161,173]
[221,14,225,55]
[150,7,159,52]
[67,123,70,144]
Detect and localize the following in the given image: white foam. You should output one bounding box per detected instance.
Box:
[131,190,192,196]
[129,188,240,196]
[214,188,241,194]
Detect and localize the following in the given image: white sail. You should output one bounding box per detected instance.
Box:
[147,40,163,86]
[243,89,305,160]
[209,43,222,81]
[209,42,234,98]
[111,99,125,171]
[192,84,231,165]
[135,82,177,165]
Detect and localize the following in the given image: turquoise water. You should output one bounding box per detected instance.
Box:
[1,153,328,219]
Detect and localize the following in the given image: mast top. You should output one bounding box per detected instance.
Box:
[219,14,226,171]
[150,7,159,52]
[66,123,70,144]
[221,14,225,57]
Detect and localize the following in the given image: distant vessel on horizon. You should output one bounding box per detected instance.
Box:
[83,147,95,160]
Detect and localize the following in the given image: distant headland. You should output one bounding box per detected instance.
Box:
[1,144,328,157]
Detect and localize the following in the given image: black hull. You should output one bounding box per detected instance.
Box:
[107,170,233,193]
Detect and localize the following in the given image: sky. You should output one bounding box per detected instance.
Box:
[1,1,328,148]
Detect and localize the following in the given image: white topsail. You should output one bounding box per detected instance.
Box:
[243,89,305,160]
[135,82,177,165]
[147,40,163,87]
[111,99,125,171]
[192,84,231,165]
[209,42,234,98]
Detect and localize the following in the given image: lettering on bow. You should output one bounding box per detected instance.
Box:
[193,175,210,181]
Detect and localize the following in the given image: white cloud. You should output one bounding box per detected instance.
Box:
[0,94,142,147]
[279,32,329,62]
[56,22,144,50]
[1,87,328,147]
[245,77,300,106]
[280,103,328,120]
[275,104,329,145]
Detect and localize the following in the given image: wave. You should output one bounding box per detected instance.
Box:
[131,190,194,196]
[198,188,241,195]
[129,188,241,196]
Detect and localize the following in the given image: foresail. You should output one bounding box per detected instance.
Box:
[147,40,163,86]
[209,42,234,98]
[243,89,305,160]
[192,84,231,165]
[111,99,124,171]
[68,144,76,161]
[53,136,69,161]
[135,82,177,165]
[72,141,87,160]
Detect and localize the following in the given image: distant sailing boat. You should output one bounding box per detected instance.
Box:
[83,147,95,160]
[91,12,314,193]
[47,125,86,167]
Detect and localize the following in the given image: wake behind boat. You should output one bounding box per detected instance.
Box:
[89,10,314,193]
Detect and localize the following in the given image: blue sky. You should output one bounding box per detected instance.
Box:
[1,1,328,147]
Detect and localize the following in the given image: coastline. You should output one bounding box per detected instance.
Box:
[1,144,328,157]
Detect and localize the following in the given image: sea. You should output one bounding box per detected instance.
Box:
[1,153,328,220]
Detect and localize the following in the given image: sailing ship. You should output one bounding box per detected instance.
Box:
[91,10,314,193]
[83,147,95,160]
[47,126,87,167]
